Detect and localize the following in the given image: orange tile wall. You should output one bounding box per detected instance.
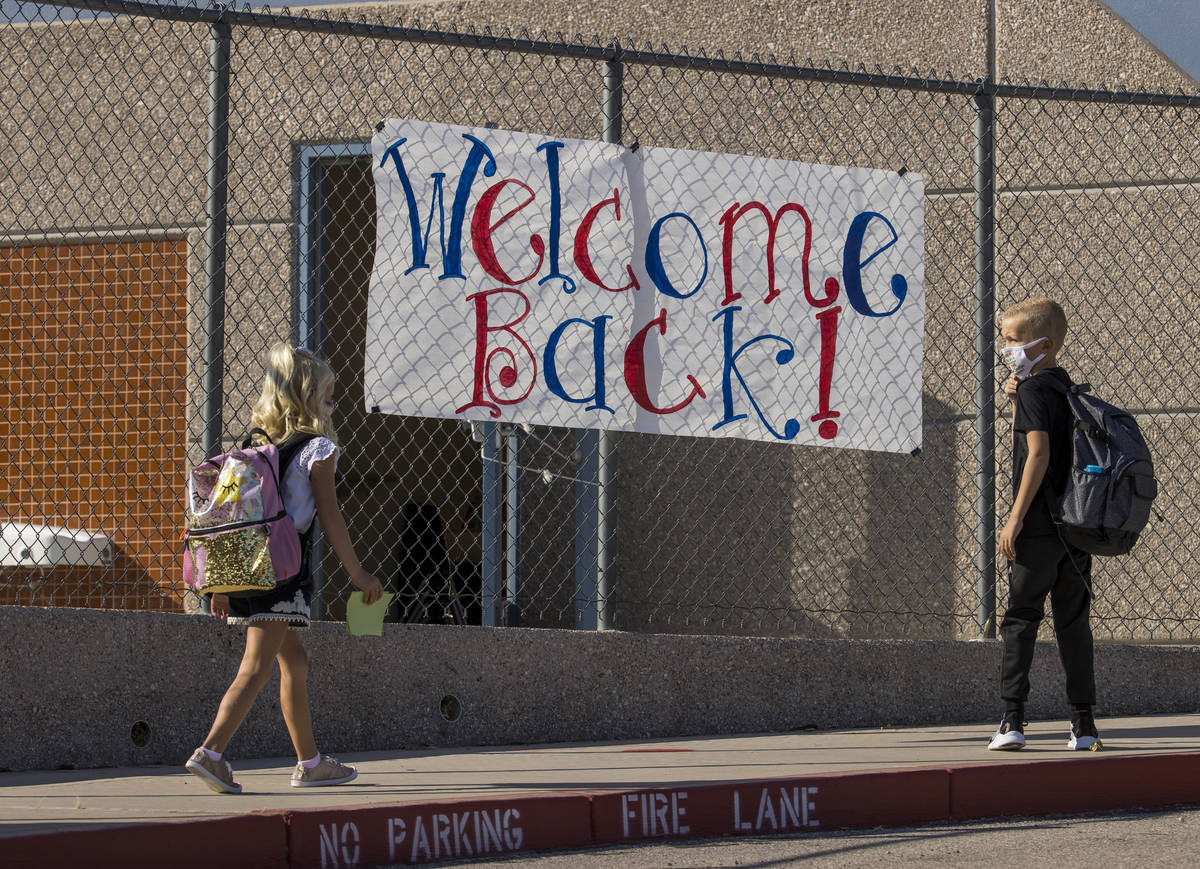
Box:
[0,240,188,611]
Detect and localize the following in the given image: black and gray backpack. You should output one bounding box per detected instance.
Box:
[1043,378,1158,556]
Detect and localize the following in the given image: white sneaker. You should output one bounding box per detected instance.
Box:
[987,714,1026,751]
[1067,711,1103,751]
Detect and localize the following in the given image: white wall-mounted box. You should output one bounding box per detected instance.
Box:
[0,522,115,568]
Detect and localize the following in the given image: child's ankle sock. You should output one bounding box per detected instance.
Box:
[299,754,322,769]
[201,747,222,762]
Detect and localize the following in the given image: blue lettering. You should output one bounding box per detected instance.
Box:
[842,211,907,317]
[711,306,799,440]
[645,212,707,300]
[543,315,613,414]
[379,134,497,279]
[535,141,576,294]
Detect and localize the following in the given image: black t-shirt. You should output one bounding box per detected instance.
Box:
[1012,367,1073,535]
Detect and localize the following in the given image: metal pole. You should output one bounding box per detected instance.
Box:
[481,423,502,627]
[504,428,520,626]
[573,430,599,630]
[596,53,623,631]
[573,55,623,632]
[201,19,231,459]
[973,6,998,639]
[40,1,1200,108]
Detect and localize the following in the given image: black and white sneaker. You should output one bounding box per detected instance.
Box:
[1068,710,1103,751]
[988,711,1027,751]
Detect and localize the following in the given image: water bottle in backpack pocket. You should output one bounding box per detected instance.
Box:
[182,430,316,596]
[1046,380,1159,557]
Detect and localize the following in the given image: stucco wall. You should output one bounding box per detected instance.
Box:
[1,0,1197,639]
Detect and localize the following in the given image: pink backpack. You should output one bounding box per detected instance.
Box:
[183,430,315,596]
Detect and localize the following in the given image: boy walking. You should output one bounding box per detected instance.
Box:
[989,298,1102,752]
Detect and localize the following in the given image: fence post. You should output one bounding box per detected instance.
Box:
[575,52,622,631]
[597,51,622,631]
[504,427,521,626]
[973,78,998,637]
[481,423,503,626]
[573,430,599,629]
[201,18,231,459]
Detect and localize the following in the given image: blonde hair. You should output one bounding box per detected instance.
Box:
[999,297,1068,348]
[250,343,338,444]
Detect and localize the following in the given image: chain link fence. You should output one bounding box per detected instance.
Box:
[1,0,1197,642]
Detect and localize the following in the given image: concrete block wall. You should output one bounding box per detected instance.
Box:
[1,606,1198,773]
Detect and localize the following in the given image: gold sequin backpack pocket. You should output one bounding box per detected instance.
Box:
[182,430,316,596]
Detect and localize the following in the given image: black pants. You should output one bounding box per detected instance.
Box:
[1000,532,1095,709]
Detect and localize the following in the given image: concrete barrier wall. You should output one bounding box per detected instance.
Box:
[2,605,1197,773]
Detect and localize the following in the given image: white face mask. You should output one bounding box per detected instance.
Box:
[1000,336,1047,381]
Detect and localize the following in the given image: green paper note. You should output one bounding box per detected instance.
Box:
[346,591,395,636]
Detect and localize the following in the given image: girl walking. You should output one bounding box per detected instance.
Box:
[185,343,384,793]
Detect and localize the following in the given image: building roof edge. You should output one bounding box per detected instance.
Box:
[1095,0,1200,89]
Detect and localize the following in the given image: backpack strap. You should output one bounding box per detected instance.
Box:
[240,427,275,449]
[276,431,321,482]
[236,429,318,464]
[233,430,319,499]
[1036,376,1107,440]
[276,432,322,560]
[1032,376,1099,586]
[1037,374,1090,397]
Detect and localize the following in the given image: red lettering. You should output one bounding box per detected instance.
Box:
[471,179,545,285]
[811,276,840,309]
[455,288,538,417]
[623,308,706,415]
[573,188,639,292]
[810,305,842,439]
[719,201,814,307]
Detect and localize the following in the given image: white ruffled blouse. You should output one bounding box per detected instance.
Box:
[281,436,339,534]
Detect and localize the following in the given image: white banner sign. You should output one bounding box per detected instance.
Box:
[365,119,924,452]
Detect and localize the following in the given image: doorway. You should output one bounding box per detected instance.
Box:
[299,147,484,624]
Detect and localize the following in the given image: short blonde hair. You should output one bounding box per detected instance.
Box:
[250,343,338,444]
[999,298,1068,347]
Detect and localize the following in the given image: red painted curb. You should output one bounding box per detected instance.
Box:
[591,768,950,845]
[283,793,593,867]
[0,812,288,869]
[950,750,1200,820]
[6,753,1200,867]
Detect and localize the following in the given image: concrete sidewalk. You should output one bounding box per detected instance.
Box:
[3,713,1200,868]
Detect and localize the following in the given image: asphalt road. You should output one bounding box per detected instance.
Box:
[410,805,1200,868]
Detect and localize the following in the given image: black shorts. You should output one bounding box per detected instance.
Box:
[225,574,313,629]
[225,533,314,629]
